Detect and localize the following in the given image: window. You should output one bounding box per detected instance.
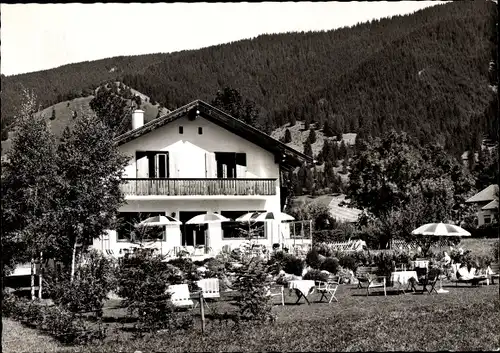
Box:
[179,126,184,134]
[116,212,165,242]
[198,127,203,135]
[484,215,492,224]
[221,210,266,239]
[215,152,247,178]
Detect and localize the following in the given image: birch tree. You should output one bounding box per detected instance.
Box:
[2,90,59,298]
[55,112,128,281]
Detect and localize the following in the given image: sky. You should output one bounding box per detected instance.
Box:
[1,2,447,76]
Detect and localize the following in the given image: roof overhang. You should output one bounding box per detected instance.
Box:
[114,100,312,169]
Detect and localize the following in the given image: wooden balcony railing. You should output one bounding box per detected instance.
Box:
[121,178,277,196]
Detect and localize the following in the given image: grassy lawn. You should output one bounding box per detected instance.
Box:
[4,281,499,352]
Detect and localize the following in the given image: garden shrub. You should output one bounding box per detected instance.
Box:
[2,293,106,345]
[314,243,333,257]
[269,251,304,276]
[303,269,328,282]
[116,250,194,334]
[320,257,339,274]
[47,250,116,316]
[492,240,499,263]
[306,248,324,269]
[338,254,357,271]
[231,257,275,323]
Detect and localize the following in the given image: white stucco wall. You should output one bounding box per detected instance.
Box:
[120,115,279,179]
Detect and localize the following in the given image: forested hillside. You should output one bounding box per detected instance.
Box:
[1,0,497,158]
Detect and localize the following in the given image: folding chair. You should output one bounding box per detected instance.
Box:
[315,276,340,303]
[265,282,285,306]
[423,268,440,294]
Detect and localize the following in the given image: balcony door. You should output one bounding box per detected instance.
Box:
[136,151,169,178]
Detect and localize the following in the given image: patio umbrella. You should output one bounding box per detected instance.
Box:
[137,215,182,226]
[235,212,262,240]
[412,222,471,293]
[185,213,231,253]
[136,215,182,256]
[185,212,231,224]
[252,211,295,222]
[252,212,295,249]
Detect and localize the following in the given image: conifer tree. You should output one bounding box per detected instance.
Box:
[307,128,317,144]
[284,128,292,143]
[304,140,313,157]
[323,121,334,137]
[50,108,56,121]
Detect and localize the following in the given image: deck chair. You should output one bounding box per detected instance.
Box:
[265,282,285,306]
[315,276,340,303]
[105,249,114,256]
[195,278,220,308]
[167,284,194,308]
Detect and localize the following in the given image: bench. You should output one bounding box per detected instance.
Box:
[356,266,386,296]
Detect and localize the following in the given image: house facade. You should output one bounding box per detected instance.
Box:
[465,184,498,226]
[92,100,312,257]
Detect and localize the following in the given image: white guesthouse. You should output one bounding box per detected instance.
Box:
[92,100,312,257]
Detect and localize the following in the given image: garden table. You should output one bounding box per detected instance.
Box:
[390,271,418,294]
[288,280,316,305]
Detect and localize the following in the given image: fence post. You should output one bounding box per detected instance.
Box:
[199,291,205,334]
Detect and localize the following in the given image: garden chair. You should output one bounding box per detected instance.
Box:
[315,276,340,303]
[167,284,194,308]
[365,275,386,296]
[195,278,220,309]
[355,266,379,289]
[488,263,499,285]
[265,282,285,306]
[421,267,440,294]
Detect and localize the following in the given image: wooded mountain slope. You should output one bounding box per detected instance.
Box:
[1,0,497,158]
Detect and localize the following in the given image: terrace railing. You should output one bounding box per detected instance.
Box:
[121,178,277,197]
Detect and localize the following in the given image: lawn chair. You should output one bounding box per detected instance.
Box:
[422,267,440,294]
[265,282,285,306]
[167,284,194,308]
[408,267,428,292]
[195,278,220,309]
[488,263,499,285]
[315,276,340,303]
[366,275,386,296]
[355,266,379,289]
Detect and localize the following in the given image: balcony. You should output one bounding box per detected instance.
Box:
[121,178,277,197]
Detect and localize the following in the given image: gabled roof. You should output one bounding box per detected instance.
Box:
[114,100,312,168]
[466,184,498,203]
[482,199,498,210]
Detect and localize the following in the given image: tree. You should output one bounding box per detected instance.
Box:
[89,85,134,136]
[348,130,474,248]
[284,129,292,143]
[211,87,262,130]
[303,140,313,158]
[2,90,60,297]
[323,121,334,137]
[55,112,128,281]
[307,128,317,144]
[50,108,56,121]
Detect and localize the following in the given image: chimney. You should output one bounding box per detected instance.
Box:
[132,109,145,130]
